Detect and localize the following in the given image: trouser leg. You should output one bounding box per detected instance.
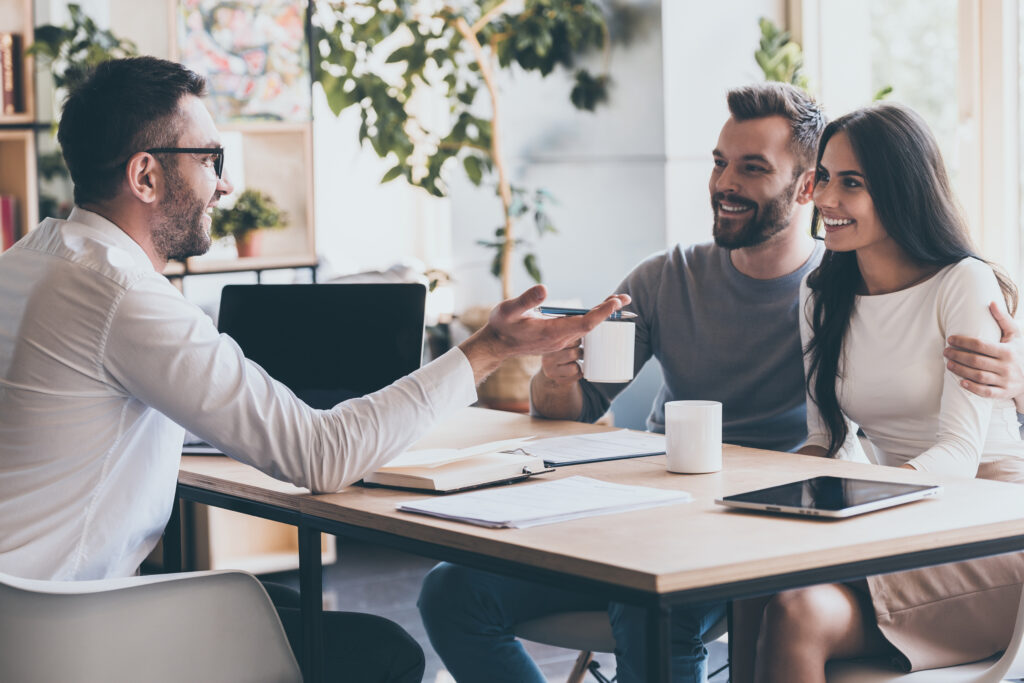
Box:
[609,599,727,683]
[265,581,425,683]
[418,562,607,683]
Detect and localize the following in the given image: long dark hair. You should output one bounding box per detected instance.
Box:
[804,103,1018,456]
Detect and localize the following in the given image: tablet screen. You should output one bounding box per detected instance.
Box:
[721,476,937,512]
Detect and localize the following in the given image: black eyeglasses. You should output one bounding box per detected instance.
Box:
[145,147,225,178]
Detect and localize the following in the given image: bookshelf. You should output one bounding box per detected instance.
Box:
[0,0,36,245]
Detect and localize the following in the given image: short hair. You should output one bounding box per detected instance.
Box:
[726,82,825,173]
[57,57,206,205]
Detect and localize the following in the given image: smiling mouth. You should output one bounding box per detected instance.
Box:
[822,215,854,231]
[715,197,756,217]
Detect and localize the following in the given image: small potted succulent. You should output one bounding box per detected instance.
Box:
[210,189,288,258]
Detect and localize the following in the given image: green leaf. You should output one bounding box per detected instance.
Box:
[872,85,893,101]
[523,253,542,283]
[381,165,404,183]
[463,156,483,185]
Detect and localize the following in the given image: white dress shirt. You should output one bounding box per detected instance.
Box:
[800,258,1024,476]
[0,208,477,580]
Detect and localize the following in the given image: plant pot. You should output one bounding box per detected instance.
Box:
[234,230,264,258]
[460,305,541,413]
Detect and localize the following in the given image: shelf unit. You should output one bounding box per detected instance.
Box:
[0,0,37,243]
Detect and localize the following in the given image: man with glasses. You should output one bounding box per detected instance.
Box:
[0,56,627,682]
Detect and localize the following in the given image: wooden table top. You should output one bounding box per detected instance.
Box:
[179,407,1024,595]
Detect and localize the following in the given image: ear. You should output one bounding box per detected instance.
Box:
[794,168,816,205]
[124,153,161,205]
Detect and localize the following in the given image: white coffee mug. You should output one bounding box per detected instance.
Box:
[665,400,722,474]
[582,320,635,383]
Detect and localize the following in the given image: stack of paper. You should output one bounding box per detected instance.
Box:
[398,475,692,528]
[524,430,666,465]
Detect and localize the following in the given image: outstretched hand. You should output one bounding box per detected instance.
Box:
[944,301,1024,409]
[459,285,631,384]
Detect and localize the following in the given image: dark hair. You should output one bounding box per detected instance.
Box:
[804,102,1018,456]
[727,82,825,174]
[57,57,206,205]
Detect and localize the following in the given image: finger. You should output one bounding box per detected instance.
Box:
[946,359,1007,388]
[957,377,1003,399]
[573,295,628,333]
[989,301,1021,342]
[497,284,548,320]
[942,347,1005,373]
[946,335,1003,359]
[542,345,583,365]
[545,362,582,382]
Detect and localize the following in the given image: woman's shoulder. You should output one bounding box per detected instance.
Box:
[936,257,1001,293]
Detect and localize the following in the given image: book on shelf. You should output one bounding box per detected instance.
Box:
[362,437,553,494]
[0,195,17,251]
[0,33,22,115]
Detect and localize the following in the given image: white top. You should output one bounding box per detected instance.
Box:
[799,258,1023,476]
[0,208,477,580]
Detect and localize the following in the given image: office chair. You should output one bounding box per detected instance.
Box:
[826,586,1024,682]
[514,610,728,683]
[0,569,302,683]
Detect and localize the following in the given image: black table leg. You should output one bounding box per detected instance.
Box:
[164,494,182,573]
[647,600,672,683]
[299,526,325,683]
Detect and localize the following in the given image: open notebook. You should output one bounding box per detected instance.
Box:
[361,438,553,493]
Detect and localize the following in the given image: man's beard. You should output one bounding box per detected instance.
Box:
[712,175,800,250]
[152,161,212,262]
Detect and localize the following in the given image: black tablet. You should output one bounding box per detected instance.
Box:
[715,476,941,519]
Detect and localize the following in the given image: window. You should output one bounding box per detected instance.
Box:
[797,0,1021,281]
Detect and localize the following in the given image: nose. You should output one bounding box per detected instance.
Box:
[813,179,836,209]
[713,164,739,195]
[217,172,235,196]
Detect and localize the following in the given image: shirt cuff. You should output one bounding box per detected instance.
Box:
[417,347,478,411]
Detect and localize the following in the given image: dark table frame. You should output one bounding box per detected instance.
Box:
[166,481,1024,683]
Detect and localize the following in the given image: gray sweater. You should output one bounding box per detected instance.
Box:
[579,240,825,452]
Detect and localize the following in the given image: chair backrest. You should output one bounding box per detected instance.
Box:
[0,569,302,683]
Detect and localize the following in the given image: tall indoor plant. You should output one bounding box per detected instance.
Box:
[310,0,612,299]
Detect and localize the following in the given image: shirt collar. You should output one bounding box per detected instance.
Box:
[67,206,156,272]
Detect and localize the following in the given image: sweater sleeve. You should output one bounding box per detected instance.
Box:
[906,260,1004,476]
[574,253,662,423]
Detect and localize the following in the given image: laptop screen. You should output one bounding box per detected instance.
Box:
[218,283,426,409]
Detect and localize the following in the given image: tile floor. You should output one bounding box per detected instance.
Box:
[262,537,729,682]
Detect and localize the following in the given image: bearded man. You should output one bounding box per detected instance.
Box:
[418,82,1024,682]
[0,56,629,682]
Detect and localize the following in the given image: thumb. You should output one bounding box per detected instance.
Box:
[497,284,547,319]
[990,301,1020,341]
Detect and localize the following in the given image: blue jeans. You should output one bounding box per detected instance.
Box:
[418,562,725,683]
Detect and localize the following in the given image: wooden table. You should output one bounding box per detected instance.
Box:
[173,407,1024,682]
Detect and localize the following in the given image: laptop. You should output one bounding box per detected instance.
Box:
[183,283,426,454]
[715,476,941,519]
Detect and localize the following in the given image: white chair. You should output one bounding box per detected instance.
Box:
[514,610,728,683]
[0,569,302,683]
[826,587,1024,682]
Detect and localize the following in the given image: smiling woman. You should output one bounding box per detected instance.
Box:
[729,101,1024,682]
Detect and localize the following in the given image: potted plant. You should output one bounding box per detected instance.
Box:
[311,0,612,411]
[210,189,289,258]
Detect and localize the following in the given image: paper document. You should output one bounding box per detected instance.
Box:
[523,430,666,465]
[398,475,692,528]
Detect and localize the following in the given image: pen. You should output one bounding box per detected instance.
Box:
[538,306,638,320]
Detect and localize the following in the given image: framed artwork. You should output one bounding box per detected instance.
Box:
[177,0,311,123]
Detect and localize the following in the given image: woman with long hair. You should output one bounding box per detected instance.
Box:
[732,102,1024,682]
